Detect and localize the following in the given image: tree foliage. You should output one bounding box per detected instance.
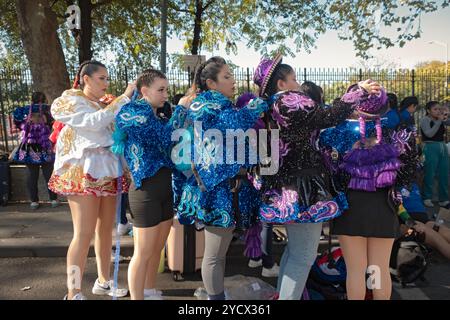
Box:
[0,1,448,69]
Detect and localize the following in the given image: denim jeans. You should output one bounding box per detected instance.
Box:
[277,222,322,300]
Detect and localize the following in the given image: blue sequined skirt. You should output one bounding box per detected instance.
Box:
[176,178,261,229]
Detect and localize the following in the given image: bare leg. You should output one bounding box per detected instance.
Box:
[367,237,395,300]
[94,196,116,283]
[421,224,450,259]
[144,218,173,290]
[127,225,161,300]
[66,195,100,299]
[338,235,368,300]
[425,222,450,243]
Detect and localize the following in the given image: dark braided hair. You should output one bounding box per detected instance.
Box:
[73,60,107,89]
[31,91,46,104]
[136,68,167,93]
[264,63,295,98]
[399,96,418,111]
[192,56,227,93]
[300,81,323,105]
[387,93,398,110]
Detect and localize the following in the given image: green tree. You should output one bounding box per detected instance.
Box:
[247,0,449,59]
[1,0,449,102]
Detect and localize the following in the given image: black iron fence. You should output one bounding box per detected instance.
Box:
[1,66,448,153]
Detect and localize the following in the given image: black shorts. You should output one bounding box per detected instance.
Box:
[128,167,174,228]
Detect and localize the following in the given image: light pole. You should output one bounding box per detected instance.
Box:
[429,40,448,96]
[160,0,168,73]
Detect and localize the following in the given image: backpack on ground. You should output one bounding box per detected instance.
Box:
[389,231,430,288]
[304,246,347,300]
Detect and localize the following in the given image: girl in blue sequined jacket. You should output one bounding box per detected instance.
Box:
[115,90,187,190]
[176,61,268,230]
[175,56,268,301]
[113,68,188,300]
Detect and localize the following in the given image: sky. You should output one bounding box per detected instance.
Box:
[166,5,450,70]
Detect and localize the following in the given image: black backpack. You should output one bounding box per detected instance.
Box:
[389,232,430,287]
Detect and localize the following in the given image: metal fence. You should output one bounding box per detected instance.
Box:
[1,66,448,153]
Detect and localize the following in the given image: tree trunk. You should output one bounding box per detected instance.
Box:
[191,0,203,55]
[78,0,93,63]
[15,0,70,103]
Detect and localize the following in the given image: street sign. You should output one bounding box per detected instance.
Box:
[182,55,206,72]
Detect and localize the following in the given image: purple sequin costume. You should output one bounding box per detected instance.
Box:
[259,91,355,224]
[12,104,55,164]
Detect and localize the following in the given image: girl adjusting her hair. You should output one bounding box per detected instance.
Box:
[176,56,268,300]
[253,53,383,300]
[49,60,136,300]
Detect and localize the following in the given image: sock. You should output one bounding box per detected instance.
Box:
[144,288,159,296]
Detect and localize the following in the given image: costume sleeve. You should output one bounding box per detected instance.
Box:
[188,98,267,192]
[393,128,420,188]
[116,102,173,148]
[12,106,27,129]
[420,117,442,138]
[274,91,354,130]
[168,105,189,130]
[51,92,129,131]
[191,97,267,132]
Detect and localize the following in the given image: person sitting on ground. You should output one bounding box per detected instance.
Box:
[398,183,450,260]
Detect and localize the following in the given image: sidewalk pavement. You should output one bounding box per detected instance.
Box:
[1,201,448,258]
[1,202,449,300]
[0,202,133,258]
[0,202,293,258]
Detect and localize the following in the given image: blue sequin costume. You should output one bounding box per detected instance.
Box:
[176,90,268,229]
[115,99,187,189]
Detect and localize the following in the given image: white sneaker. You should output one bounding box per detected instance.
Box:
[144,288,163,300]
[423,199,434,208]
[117,222,132,236]
[92,278,128,297]
[30,202,39,210]
[438,201,449,207]
[248,259,263,268]
[63,293,87,300]
[51,200,60,208]
[262,263,280,277]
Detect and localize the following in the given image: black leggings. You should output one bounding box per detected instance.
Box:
[26,163,57,202]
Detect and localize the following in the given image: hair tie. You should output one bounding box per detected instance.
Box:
[72,74,80,89]
[375,117,382,144]
[359,116,366,145]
